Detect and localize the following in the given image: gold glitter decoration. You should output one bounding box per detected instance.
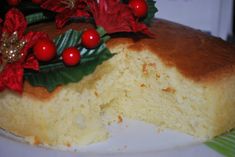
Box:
[0,31,26,64]
[61,0,76,9]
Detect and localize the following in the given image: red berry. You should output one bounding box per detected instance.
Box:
[129,0,148,18]
[81,29,100,49]
[33,39,56,62]
[7,0,21,6]
[32,0,45,4]
[62,47,81,66]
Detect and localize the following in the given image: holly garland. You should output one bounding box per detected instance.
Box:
[26,12,51,25]
[0,0,158,93]
[24,28,113,92]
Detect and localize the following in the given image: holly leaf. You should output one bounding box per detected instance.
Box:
[26,12,52,25]
[24,29,114,92]
[141,0,158,25]
[24,48,113,92]
[54,29,82,56]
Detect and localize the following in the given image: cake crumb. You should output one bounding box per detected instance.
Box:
[94,91,99,97]
[142,63,157,75]
[162,87,176,94]
[66,143,71,147]
[156,73,161,79]
[182,96,187,100]
[34,136,41,145]
[140,84,146,88]
[117,115,123,123]
[149,63,157,68]
[142,63,148,75]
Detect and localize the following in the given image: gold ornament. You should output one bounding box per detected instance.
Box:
[61,0,76,9]
[0,31,26,64]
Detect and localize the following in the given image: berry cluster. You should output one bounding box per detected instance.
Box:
[33,28,100,66]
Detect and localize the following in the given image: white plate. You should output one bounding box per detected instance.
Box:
[0,119,222,157]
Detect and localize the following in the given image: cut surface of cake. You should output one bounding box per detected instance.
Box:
[1,19,235,147]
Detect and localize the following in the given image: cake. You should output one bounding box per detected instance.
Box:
[1,0,235,148]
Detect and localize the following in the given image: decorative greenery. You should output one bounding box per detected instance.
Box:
[54,29,82,56]
[205,129,235,157]
[26,12,51,25]
[3,0,157,92]
[141,0,158,25]
[24,28,114,92]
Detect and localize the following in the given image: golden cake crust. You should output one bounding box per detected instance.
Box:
[23,82,61,101]
[108,19,235,82]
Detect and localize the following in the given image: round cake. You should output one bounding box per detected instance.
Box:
[1,0,235,148]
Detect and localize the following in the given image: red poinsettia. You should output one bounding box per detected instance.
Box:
[41,0,90,28]
[0,18,2,36]
[86,0,152,35]
[0,9,48,93]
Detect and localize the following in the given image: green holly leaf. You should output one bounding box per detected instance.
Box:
[54,29,82,56]
[141,0,158,25]
[24,48,113,92]
[24,29,114,92]
[26,12,51,25]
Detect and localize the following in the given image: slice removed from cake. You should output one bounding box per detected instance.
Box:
[103,19,235,138]
[1,19,235,147]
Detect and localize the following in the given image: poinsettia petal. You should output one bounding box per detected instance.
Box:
[41,0,67,13]
[0,80,4,92]
[2,9,27,39]
[41,0,88,13]
[42,0,90,28]
[20,31,49,62]
[55,9,90,28]
[0,18,2,41]
[130,21,155,37]
[23,55,39,71]
[87,0,152,35]
[88,0,130,33]
[0,62,24,93]
[55,9,75,28]
[74,9,90,18]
